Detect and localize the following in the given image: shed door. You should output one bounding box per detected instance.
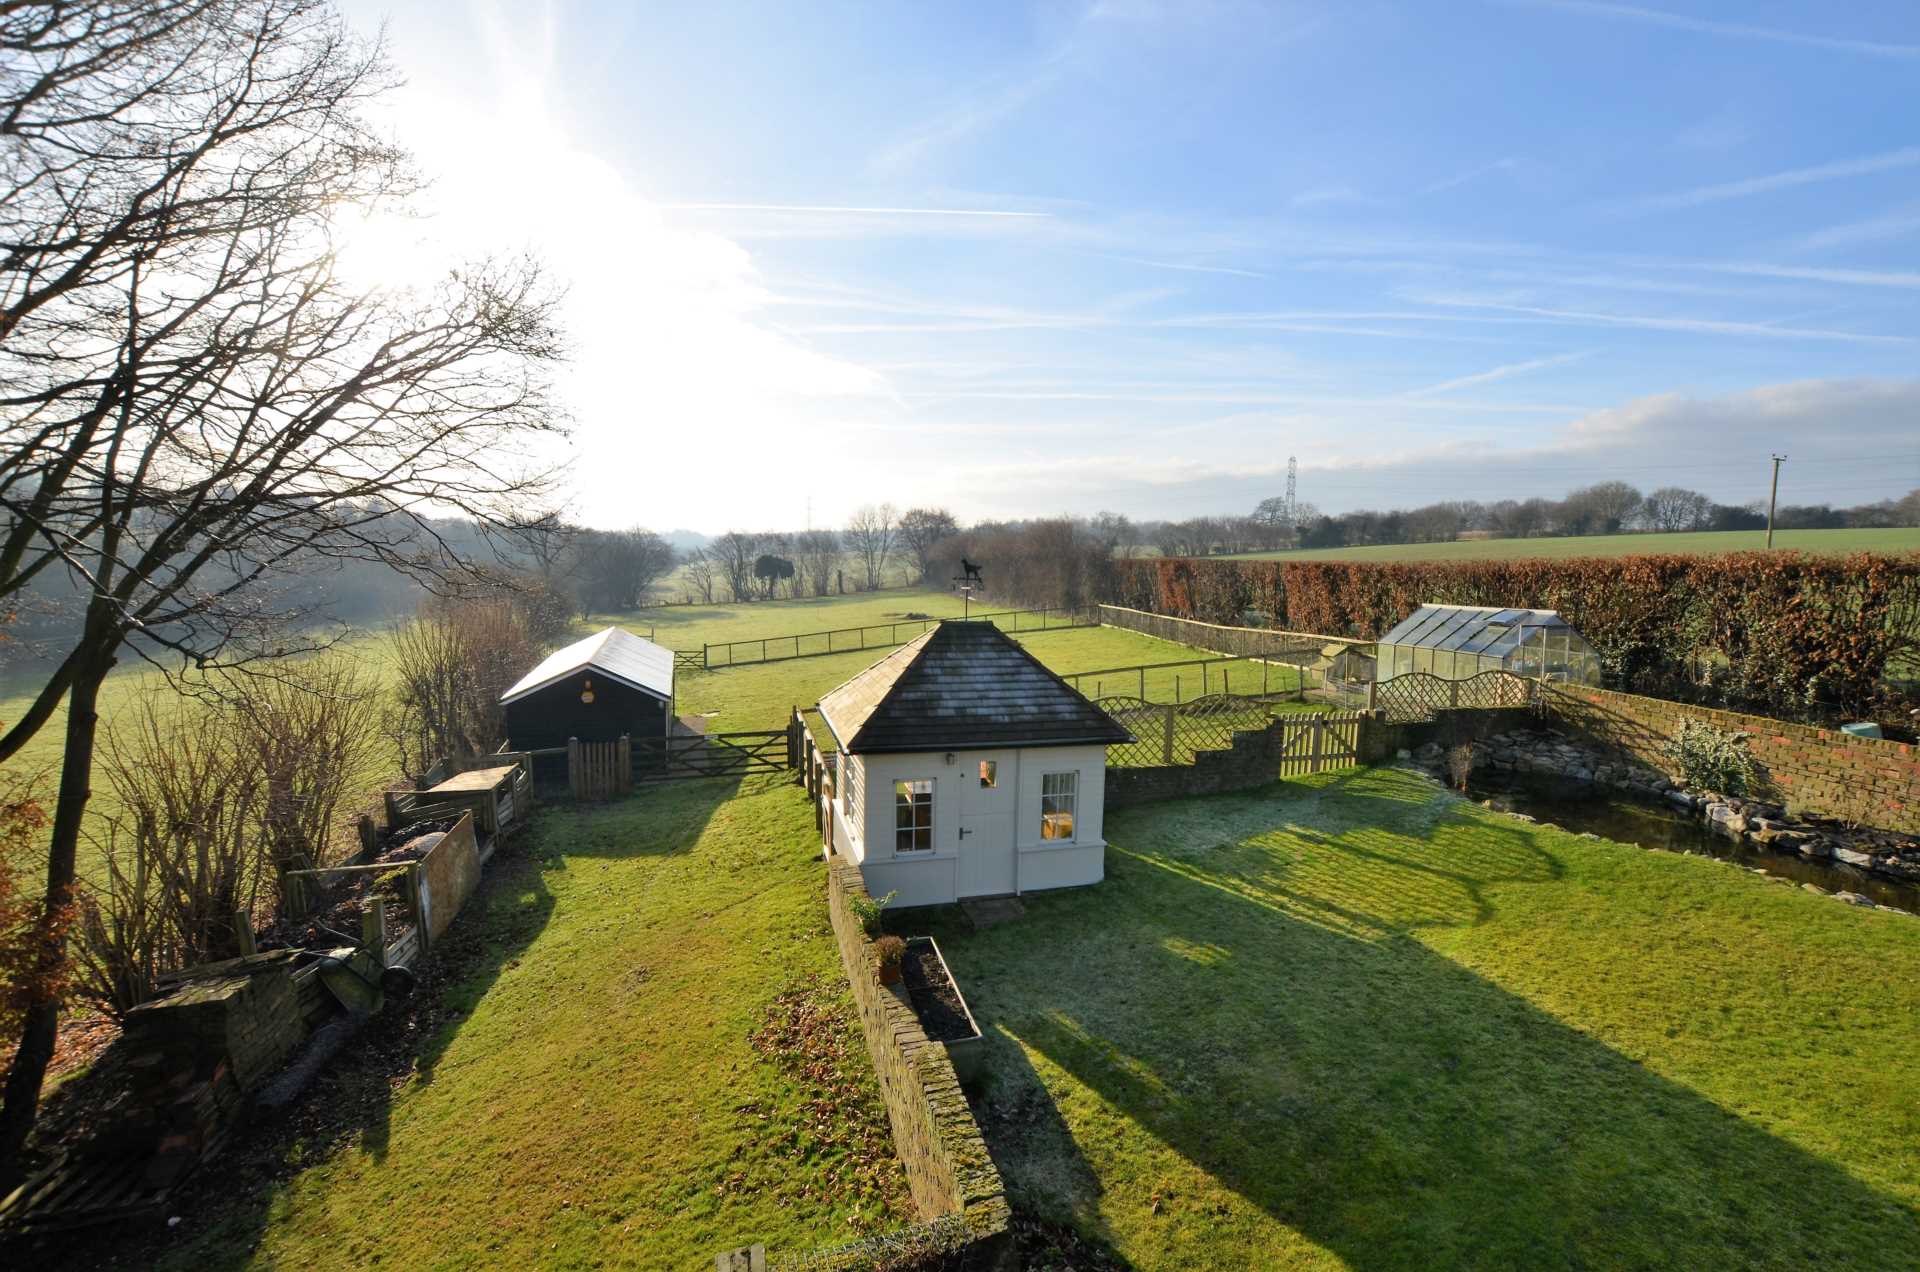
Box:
[957,751,1017,898]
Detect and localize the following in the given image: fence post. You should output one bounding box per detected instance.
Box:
[1162,705,1176,765]
[235,911,256,957]
[568,737,580,799]
[1366,679,1378,711]
[1311,717,1325,771]
[619,734,632,794]
[362,897,387,967]
[405,866,428,957]
[357,814,379,860]
[1449,679,1460,709]
[1139,667,1146,699]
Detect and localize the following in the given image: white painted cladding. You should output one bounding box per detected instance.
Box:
[832,746,1107,908]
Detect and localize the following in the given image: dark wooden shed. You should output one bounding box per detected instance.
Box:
[501,627,674,777]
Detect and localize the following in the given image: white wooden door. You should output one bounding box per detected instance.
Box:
[957,751,1017,897]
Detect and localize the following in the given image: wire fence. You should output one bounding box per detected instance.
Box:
[698,605,1097,669]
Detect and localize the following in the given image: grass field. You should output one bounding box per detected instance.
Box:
[913,766,1920,1271]
[158,775,907,1270]
[1217,526,1920,564]
[672,618,1322,737]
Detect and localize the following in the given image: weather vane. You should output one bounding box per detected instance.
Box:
[952,558,984,619]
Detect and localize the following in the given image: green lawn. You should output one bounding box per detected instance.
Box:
[911,766,1920,1271]
[596,584,981,653]
[1218,526,1920,563]
[676,621,1322,736]
[164,775,908,1270]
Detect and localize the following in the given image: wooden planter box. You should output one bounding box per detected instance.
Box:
[906,936,984,1084]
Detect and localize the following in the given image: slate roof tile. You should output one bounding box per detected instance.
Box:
[819,622,1132,753]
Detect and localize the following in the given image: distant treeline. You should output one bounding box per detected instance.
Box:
[1146,481,1920,556]
[1108,553,1920,727]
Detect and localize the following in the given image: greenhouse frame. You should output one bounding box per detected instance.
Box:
[1375,604,1602,685]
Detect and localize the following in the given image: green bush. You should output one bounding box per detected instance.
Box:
[1663,719,1757,797]
[849,889,895,939]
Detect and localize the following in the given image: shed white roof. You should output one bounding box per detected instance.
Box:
[499,627,674,705]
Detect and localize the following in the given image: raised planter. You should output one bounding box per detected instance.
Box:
[901,936,984,1083]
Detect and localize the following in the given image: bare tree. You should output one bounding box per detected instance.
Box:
[0,0,565,1163]
[575,527,676,613]
[712,531,760,602]
[845,503,897,591]
[896,508,958,582]
[796,529,839,597]
[384,599,540,780]
[681,546,718,604]
[1091,510,1137,559]
[1644,487,1713,533]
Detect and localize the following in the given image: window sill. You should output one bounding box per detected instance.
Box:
[1022,838,1098,852]
[875,850,956,864]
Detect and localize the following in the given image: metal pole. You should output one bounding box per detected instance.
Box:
[1766,453,1787,549]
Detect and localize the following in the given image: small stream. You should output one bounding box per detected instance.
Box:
[1465,774,1920,914]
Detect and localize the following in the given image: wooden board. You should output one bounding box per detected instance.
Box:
[426,765,516,794]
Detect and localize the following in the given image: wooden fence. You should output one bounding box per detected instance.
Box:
[1062,654,1314,703]
[697,605,1096,669]
[569,736,631,799]
[1098,604,1360,664]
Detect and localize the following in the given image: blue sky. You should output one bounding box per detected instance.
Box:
[340,1,1920,530]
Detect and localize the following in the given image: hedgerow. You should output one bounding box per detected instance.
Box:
[1109,552,1920,723]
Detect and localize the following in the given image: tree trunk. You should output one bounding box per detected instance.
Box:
[0,648,110,1182]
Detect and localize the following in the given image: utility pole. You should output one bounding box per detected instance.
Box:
[1766,454,1787,549]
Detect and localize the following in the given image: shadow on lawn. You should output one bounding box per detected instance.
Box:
[946,771,1920,1271]
[55,777,749,1272]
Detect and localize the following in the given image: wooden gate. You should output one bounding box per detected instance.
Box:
[569,736,631,799]
[1275,712,1365,777]
[634,729,791,780]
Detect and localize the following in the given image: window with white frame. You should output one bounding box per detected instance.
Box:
[894,779,934,852]
[1041,772,1077,841]
[842,755,860,825]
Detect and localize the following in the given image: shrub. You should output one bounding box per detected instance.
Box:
[849,890,895,939]
[1110,550,1920,724]
[1663,719,1757,797]
[1446,743,1476,792]
[384,596,541,777]
[873,935,906,973]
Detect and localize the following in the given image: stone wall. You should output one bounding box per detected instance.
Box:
[795,857,1011,1269]
[1543,685,1920,834]
[1106,711,1388,809]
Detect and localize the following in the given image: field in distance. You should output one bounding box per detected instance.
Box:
[1211,526,1920,564]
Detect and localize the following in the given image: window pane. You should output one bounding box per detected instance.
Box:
[978,760,997,788]
[894,779,933,851]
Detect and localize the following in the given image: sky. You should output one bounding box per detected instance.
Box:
[335,0,1920,532]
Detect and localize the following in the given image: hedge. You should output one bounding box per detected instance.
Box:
[1108,552,1920,723]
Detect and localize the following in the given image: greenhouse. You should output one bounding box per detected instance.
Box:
[1375,604,1601,685]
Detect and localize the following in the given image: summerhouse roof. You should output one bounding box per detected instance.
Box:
[1379,604,1577,654]
[500,627,674,705]
[818,621,1132,754]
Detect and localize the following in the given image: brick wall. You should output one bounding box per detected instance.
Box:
[810,858,1012,1268]
[1544,685,1920,833]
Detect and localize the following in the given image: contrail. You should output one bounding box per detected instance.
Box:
[664,203,1052,218]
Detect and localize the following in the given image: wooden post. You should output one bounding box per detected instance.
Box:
[1311,717,1325,771]
[1263,660,1269,697]
[1366,679,1378,711]
[362,897,387,966]
[1203,663,1209,696]
[618,734,632,793]
[383,790,403,829]
[357,814,379,860]
[405,866,428,957]
[1139,667,1146,699]
[1449,679,1460,709]
[1162,705,1176,765]
[235,911,257,957]
[568,737,580,799]
[1175,674,1182,703]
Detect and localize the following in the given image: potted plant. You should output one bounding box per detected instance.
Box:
[874,935,906,986]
